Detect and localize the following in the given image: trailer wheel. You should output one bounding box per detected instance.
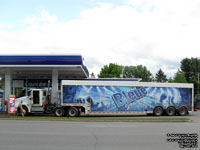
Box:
[178,106,188,116]
[67,107,79,117]
[153,106,163,116]
[166,106,176,116]
[54,107,65,117]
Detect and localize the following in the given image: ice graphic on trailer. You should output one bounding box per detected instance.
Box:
[62,85,192,112]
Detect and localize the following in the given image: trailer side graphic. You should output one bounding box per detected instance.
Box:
[63,85,192,112]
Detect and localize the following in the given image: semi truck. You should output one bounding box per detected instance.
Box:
[15,79,194,116]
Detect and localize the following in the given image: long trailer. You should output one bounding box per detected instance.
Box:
[15,80,194,117]
[53,80,194,116]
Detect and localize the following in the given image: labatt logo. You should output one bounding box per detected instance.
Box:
[112,87,147,108]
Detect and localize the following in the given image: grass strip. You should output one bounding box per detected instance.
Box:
[0,116,191,121]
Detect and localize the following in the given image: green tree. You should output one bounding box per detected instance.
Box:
[181,57,200,94]
[98,63,122,78]
[123,65,153,82]
[181,58,200,82]
[168,77,174,83]
[155,69,167,82]
[168,70,187,83]
[173,70,187,83]
[123,66,135,78]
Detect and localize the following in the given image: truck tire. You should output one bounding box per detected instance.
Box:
[153,106,163,116]
[67,107,79,117]
[22,106,29,116]
[166,106,176,116]
[54,107,65,117]
[178,106,188,116]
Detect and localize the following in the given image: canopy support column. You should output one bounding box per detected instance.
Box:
[4,69,12,111]
[51,68,58,104]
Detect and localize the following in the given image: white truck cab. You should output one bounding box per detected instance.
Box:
[15,89,47,114]
[15,88,90,117]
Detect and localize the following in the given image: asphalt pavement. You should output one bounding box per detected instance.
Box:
[0,120,199,150]
[0,110,199,150]
[186,110,200,122]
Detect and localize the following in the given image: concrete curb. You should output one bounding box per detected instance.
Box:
[0,117,192,122]
[0,112,193,122]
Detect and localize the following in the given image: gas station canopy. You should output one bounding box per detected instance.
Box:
[0,55,89,103]
[0,55,89,79]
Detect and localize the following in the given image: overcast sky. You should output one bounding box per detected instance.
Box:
[0,0,200,78]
